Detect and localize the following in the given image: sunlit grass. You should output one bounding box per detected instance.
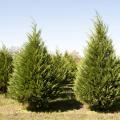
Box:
[0,94,17,106]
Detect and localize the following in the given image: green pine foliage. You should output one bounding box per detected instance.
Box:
[64,52,77,84]
[74,16,120,111]
[8,25,77,110]
[49,51,68,99]
[49,51,77,100]
[63,52,77,99]
[0,46,13,93]
[8,25,52,109]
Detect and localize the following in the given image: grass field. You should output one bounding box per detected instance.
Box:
[0,95,120,120]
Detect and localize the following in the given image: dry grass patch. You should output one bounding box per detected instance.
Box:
[0,95,120,120]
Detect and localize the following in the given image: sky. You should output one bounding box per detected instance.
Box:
[0,0,120,56]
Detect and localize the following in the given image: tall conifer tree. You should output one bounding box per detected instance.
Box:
[8,25,51,109]
[74,16,120,111]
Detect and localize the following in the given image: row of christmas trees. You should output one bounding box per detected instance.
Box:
[0,25,77,110]
[0,15,120,111]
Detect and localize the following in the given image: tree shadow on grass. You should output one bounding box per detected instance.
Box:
[90,105,120,113]
[48,99,83,112]
[27,99,83,112]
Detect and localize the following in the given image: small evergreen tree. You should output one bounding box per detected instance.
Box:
[63,52,77,99]
[8,25,51,109]
[74,16,120,111]
[49,51,68,99]
[0,46,13,93]
[64,52,77,84]
[49,51,77,100]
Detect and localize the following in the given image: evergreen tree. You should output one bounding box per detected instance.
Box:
[74,16,120,111]
[49,51,77,100]
[63,52,77,99]
[0,46,13,93]
[8,25,51,109]
[49,51,68,99]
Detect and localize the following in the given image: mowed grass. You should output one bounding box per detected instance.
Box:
[0,95,120,120]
